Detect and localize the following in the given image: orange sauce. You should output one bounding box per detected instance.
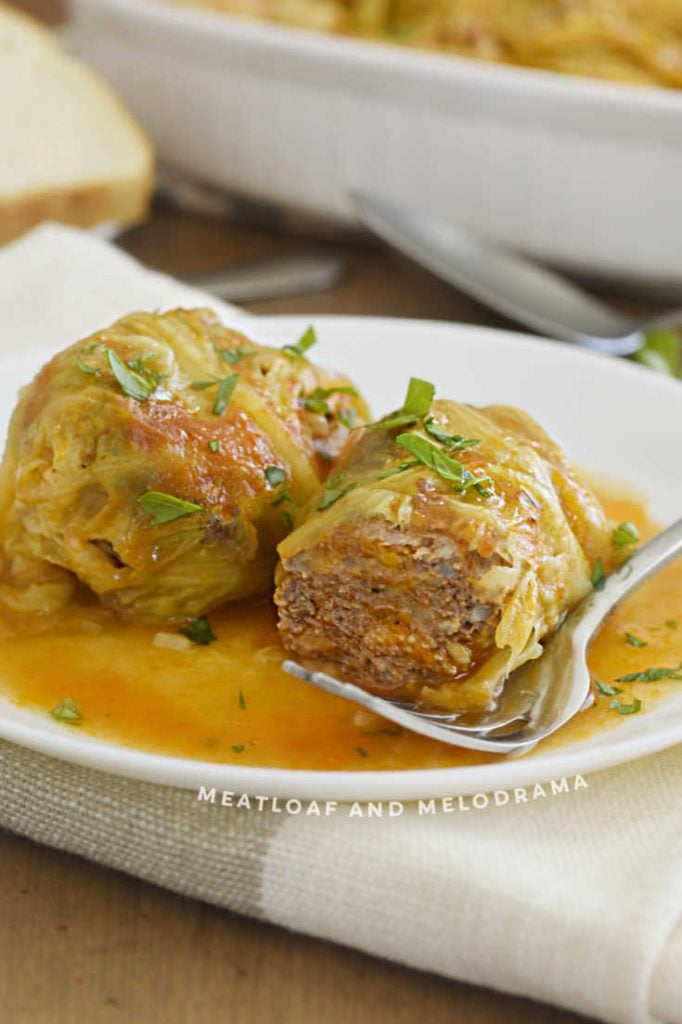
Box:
[0,492,680,771]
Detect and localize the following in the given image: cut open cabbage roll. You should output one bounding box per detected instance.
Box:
[0,309,367,624]
[275,380,611,713]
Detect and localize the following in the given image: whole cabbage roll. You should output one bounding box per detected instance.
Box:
[275,380,611,713]
[0,308,367,624]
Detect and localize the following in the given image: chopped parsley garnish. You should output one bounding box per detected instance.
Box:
[191,374,240,414]
[301,386,358,416]
[615,664,682,683]
[213,373,239,416]
[666,619,678,630]
[317,473,357,511]
[610,697,643,715]
[126,355,163,387]
[591,557,606,591]
[179,616,216,646]
[50,698,82,725]
[238,689,247,710]
[367,376,434,431]
[625,632,647,648]
[596,680,623,696]
[106,348,156,401]
[282,326,317,359]
[634,327,681,378]
[403,377,435,417]
[396,434,490,495]
[280,510,294,531]
[271,486,292,509]
[612,522,640,550]
[339,408,357,429]
[265,466,287,488]
[378,459,419,480]
[218,347,256,364]
[367,410,420,431]
[208,440,221,453]
[76,360,98,376]
[139,491,205,525]
[423,416,480,452]
[268,467,293,509]
[232,744,246,754]
[355,746,368,758]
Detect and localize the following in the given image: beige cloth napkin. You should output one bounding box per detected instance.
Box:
[1,224,681,1024]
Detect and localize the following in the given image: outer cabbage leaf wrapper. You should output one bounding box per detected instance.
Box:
[0,308,368,625]
[276,399,611,712]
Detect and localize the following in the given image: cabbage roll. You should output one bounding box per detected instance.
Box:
[275,379,611,713]
[0,308,367,624]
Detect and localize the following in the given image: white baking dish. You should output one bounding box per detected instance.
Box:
[68,0,682,288]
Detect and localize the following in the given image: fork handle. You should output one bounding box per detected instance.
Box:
[579,518,682,637]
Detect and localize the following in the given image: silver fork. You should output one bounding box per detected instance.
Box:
[283,519,682,755]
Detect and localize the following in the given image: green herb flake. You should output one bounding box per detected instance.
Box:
[366,377,435,431]
[76,360,98,376]
[591,557,606,591]
[355,746,368,758]
[281,510,294,531]
[317,473,357,511]
[126,355,162,387]
[615,664,682,683]
[423,416,480,452]
[403,377,435,417]
[106,348,156,402]
[339,408,357,429]
[625,632,647,648]
[208,440,221,453]
[282,326,318,359]
[213,373,239,416]
[612,522,640,550]
[666,619,678,630]
[596,680,624,697]
[396,433,489,495]
[301,385,358,416]
[180,616,216,646]
[610,697,643,716]
[218,347,257,364]
[50,698,82,725]
[367,411,420,431]
[634,328,681,378]
[265,465,287,488]
[270,485,292,509]
[232,744,246,754]
[238,689,247,710]
[191,379,219,390]
[139,491,205,526]
[378,459,419,480]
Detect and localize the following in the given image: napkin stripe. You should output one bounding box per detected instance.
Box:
[0,740,282,919]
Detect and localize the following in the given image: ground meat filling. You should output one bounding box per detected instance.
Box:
[275,518,502,699]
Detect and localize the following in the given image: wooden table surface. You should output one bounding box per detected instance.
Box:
[3,2,651,1019]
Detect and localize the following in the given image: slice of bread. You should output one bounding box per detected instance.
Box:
[0,3,153,244]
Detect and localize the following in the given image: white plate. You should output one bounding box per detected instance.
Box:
[0,315,680,800]
[67,0,682,289]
